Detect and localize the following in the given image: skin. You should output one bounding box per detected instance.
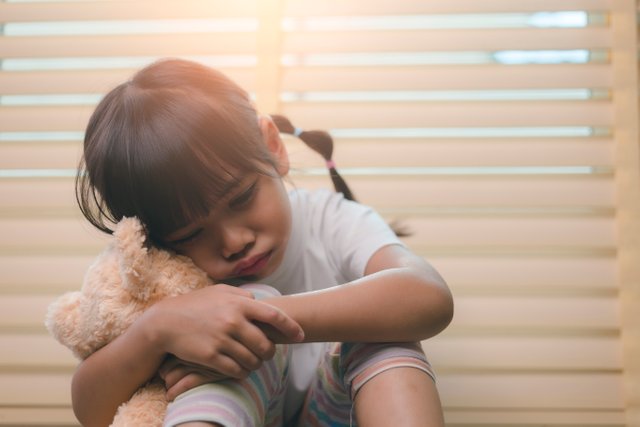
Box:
[71,116,453,427]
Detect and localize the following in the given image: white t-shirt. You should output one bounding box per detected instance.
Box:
[261,188,403,420]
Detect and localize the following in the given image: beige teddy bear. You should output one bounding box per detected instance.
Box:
[45,216,215,426]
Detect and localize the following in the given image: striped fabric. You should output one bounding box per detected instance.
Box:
[164,284,291,427]
[298,342,434,427]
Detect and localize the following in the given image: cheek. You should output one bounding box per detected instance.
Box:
[263,188,291,232]
[180,242,221,278]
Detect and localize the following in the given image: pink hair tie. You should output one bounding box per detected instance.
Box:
[325,159,336,169]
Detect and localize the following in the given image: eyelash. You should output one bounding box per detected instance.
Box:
[229,182,257,209]
[168,181,258,247]
[171,229,202,246]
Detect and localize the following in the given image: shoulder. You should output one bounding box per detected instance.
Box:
[289,187,370,219]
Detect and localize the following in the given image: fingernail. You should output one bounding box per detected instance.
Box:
[296,330,305,342]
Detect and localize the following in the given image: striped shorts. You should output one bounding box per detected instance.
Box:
[163,285,435,427]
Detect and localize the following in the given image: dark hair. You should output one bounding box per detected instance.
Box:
[76,58,277,243]
[271,114,410,237]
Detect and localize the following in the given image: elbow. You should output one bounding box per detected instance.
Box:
[419,277,454,339]
[434,284,454,335]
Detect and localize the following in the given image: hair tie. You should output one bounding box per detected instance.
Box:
[293,127,304,138]
[325,159,336,169]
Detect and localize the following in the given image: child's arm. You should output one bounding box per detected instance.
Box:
[163,244,452,399]
[71,284,304,427]
[269,243,453,343]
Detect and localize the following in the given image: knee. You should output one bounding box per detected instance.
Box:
[238,283,281,300]
[175,423,221,427]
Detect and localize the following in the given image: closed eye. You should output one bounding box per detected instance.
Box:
[166,228,203,246]
[229,180,258,210]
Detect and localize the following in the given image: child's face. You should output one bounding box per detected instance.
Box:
[164,171,292,283]
[163,116,292,283]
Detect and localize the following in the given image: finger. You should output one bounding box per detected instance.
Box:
[158,355,181,379]
[232,322,277,361]
[162,364,187,390]
[222,336,266,370]
[206,352,251,380]
[247,300,304,342]
[166,372,218,402]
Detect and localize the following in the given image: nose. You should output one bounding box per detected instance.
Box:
[220,224,255,261]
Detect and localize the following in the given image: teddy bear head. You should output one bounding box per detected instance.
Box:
[45,217,213,360]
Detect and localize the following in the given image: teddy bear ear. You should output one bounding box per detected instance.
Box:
[114,217,154,300]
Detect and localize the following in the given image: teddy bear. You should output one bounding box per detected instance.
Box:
[45,216,216,426]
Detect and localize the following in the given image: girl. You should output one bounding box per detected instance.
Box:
[72,58,453,427]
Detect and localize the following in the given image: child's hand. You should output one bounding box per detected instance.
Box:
[159,355,229,401]
[147,284,303,380]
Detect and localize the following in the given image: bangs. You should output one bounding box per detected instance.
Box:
[85,64,277,241]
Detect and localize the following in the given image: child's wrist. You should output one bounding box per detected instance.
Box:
[137,304,170,356]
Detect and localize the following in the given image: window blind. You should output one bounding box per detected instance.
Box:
[0,0,638,425]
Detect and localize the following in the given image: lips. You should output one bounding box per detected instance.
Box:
[232,251,272,277]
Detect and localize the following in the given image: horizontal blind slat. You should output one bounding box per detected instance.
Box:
[438,372,623,409]
[450,296,619,331]
[0,143,81,170]
[281,101,613,128]
[283,0,613,16]
[0,407,77,426]
[283,28,612,53]
[0,255,94,292]
[0,69,256,95]
[429,255,616,291]
[444,408,625,425]
[424,335,622,370]
[0,372,73,405]
[282,64,612,91]
[402,216,615,248]
[0,219,110,252]
[0,34,258,58]
[0,1,260,22]
[0,106,95,132]
[0,334,75,368]
[286,138,615,168]
[289,176,614,208]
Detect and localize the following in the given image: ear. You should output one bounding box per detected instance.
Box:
[259,115,289,176]
[114,217,153,301]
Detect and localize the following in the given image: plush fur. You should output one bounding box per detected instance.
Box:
[45,217,214,426]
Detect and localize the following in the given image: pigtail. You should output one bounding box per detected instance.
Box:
[271,114,409,237]
[271,114,355,202]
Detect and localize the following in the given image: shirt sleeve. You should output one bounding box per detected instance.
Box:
[310,190,405,282]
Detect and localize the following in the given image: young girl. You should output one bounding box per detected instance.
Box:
[72,58,453,427]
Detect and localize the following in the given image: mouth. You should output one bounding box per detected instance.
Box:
[231,251,272,277]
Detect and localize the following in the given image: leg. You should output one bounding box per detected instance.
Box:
[297,342,441,427]
[354,367,444,427]
[345,342,442,427]
[177,423,220,427]
[164,340,290,427]
[164,284,290,427]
